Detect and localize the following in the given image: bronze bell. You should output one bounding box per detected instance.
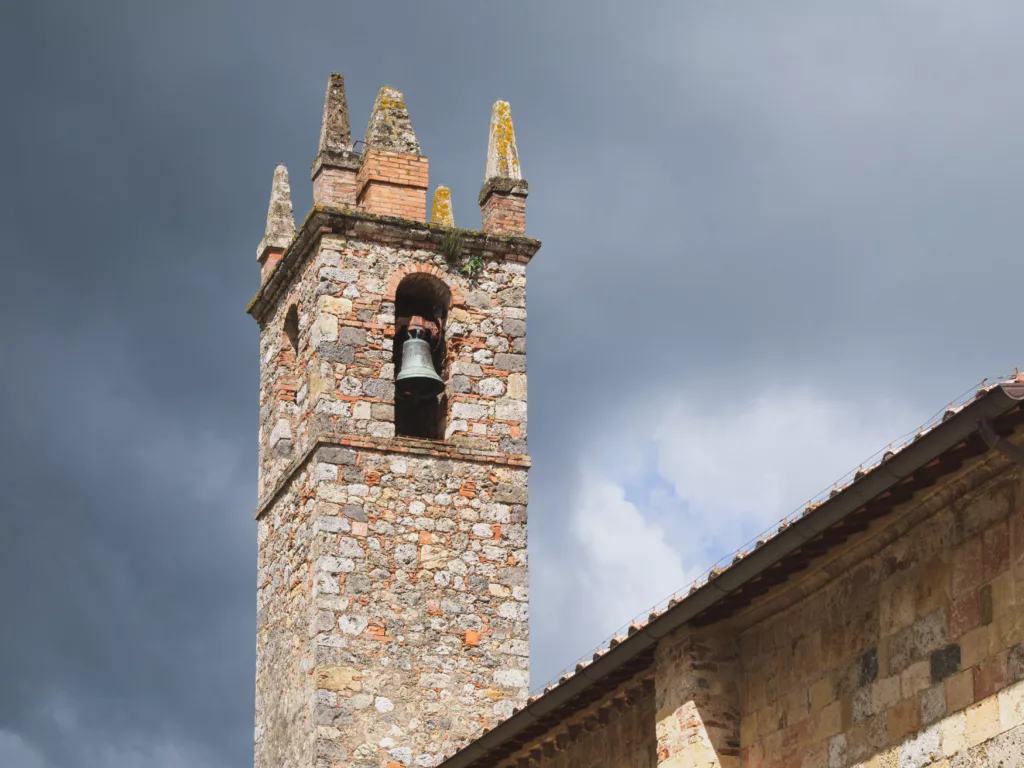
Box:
[396,329,444,397]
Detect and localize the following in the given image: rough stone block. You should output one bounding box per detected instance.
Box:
[964,696,1001,747]
[316,666,362,692]
[493,353,526,372]
[946,669,975,714]
[319,447,356,465]
[494,484,528,504]
[318,342,355,363]
[931,645,962,684]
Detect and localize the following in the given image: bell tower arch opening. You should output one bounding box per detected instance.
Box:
[393,272,450,439]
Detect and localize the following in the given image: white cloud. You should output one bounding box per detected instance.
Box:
[569,471,697,636]
[531,386,918,685]
[651,389,915,558]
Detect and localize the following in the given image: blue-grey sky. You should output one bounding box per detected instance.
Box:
[2,2,1023,766]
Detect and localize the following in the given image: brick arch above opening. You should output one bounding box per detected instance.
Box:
[383,263,464,307]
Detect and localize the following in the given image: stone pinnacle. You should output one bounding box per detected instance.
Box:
[257,164,295,260]
[484,101,522,181]
[318,73,353,154]
[365,86,421,155]
[431,186,455,226]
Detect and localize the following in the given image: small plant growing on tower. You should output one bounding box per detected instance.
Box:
[439,228,463,264]
[460,254,485,279]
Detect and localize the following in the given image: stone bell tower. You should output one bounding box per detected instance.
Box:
[248,75,539,768]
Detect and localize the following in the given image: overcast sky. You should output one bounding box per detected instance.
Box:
[2,2,1023,766]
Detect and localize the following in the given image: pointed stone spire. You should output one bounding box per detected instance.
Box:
[318,73,353,155]
[479,101,528,235]
[257,164,294,279]
[259,164,295,255]
[431,186,454,226]
[312,74,360,208]
[484,101,522,181]
[364,86,421,155]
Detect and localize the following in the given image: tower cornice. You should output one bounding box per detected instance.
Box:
[246,206,541,324]
[253,428,532,521]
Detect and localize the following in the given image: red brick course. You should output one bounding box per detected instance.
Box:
[481,190,526,236]
[313,166,358,209]
[357,148,428,222]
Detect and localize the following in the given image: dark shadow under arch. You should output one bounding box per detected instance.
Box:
[393,273,451,439]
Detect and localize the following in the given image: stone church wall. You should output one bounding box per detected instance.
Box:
[656,629,741,767]
[738,462,1024,767]
[483,452,1023,768]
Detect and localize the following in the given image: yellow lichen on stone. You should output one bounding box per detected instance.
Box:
[365,85,421,154]
[485,100,521,180]
[431,186,455,226]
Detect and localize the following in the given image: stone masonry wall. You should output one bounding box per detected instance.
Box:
[738,459,1024,768]
[306,446,529,767]
[656,629,741,767]
[256,229,530,502]
[255,466,315,768]
[254,443,530,768]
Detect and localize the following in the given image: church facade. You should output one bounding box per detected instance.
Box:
[248,74,1024,768]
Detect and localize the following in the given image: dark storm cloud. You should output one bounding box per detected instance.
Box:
[2,1,1024,765]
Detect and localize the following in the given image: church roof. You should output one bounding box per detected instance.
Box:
[439,372,1024,768]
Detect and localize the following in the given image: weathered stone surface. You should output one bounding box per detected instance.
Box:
[318,447,356,465]
[340,504,367,523]
[1008,642,1024,684]
[494,484,528,504]
[364,85,420,154]
[258,164,295,259]
[484,100,522,181]
[431,185,454,226]
[503,318,526,337]
[493,353,526,372]
[729,458,1024,768]
[319,295,352,316]
[316,665,361,692]
[317,342,354,363]
[498,286,525,308]
[931,644,962,683]
[860,647,879,686]
[318,73,352,154]
[476,377,506,397]
[338,326,365,345]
